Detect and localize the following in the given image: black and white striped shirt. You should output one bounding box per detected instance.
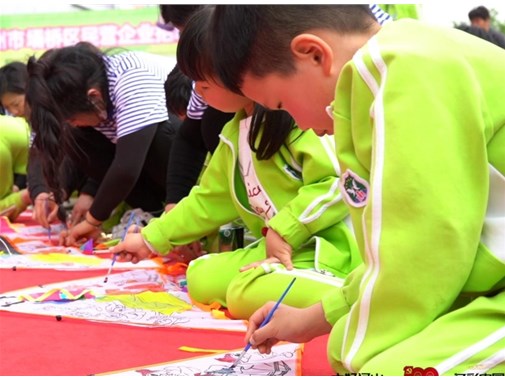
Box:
[369,4,393,25]
[96,51,177,143]
[186,82,208,120]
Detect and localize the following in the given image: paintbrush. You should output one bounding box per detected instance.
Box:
[229,277,297,370]
[103,211,136,283]
[45,199,51,242]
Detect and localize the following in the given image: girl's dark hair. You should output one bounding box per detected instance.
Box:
[164,64,193,117]
[0,61,28,97]
[177,5,214,82]
[25,41,108,202]
[250,105,298,160]
[178,5,298,160]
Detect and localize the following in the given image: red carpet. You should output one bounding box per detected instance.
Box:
[0,268,334,376]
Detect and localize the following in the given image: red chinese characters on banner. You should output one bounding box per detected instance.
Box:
[0,22,178,51]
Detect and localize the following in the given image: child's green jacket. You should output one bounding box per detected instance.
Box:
[143,110,361,277]
[324,19,505,373]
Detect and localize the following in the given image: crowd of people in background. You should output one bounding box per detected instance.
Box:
[0,4,504,376]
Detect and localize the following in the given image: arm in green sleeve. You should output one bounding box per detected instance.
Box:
[142,140,240,254]
[268,131,349,248]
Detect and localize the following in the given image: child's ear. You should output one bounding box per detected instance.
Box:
[86,88,107,120]
[86,88,102,100]
[291,34,333,75]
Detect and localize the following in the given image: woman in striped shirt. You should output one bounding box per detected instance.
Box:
[26,42,181,246]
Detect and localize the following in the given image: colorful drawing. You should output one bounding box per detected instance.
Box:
[0,215,66,241]
[19,288,95,302]
[0,269,247,332]
[95,342,302,376]
[0,213,161,270]
[98,291,192,315]
[0,250,161,270]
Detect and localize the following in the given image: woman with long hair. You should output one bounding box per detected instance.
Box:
[26,42,181,245]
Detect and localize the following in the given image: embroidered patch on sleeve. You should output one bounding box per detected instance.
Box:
[340,169,369,207]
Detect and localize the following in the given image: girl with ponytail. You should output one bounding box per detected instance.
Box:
[26,42,181,246]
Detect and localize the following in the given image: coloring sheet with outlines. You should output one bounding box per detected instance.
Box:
[0,248,161,270]
[96,342,302,376]
[0,269,247,332]
[0,214,67,241]
[0,215,160,270]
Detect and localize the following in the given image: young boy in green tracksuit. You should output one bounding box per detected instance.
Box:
[207,5,505,376]
[111,6,361,320]
[0,114,31,220]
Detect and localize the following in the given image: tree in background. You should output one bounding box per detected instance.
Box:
[489,8,505,33]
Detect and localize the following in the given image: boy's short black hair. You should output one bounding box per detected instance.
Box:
[468,6,490,21]
[210,5,377,94]
[164,64,192,117]
[159,5,204,30]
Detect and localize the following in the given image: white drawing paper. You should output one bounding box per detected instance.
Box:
[97,342,302,376]
[0,269,247,332]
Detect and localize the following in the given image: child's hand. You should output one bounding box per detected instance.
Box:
[110,231,154,264]
[69,193,94,226]
[32,193,58,228]
[3,189,31,222]
[60,219,101,246]
[239,256,281,272]
[164,203,177,213]
[169,241,204,264]
[245,302,331,354]
[265,228,293,270]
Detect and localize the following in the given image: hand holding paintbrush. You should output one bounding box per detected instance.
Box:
[108,218,155,266]
[104,212,137,283]
[233,279,333,366]
[229,277,297,369]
